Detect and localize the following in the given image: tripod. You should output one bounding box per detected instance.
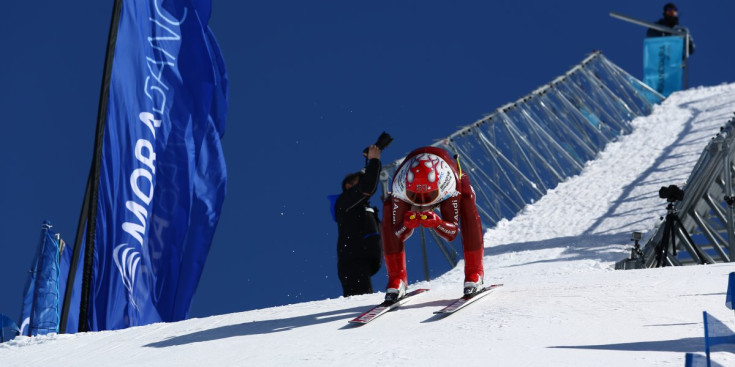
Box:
[654,202,706,267]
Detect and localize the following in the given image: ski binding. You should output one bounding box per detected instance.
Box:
[349,288,429,324]
[433,284,503,315]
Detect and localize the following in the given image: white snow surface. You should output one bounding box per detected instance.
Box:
[3,84,735,366]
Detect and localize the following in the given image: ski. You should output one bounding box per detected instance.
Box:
[349,288,430,325]
[433,284,503,315]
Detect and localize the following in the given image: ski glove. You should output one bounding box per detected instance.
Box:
[404,211,420,229]
[419,211,442,228]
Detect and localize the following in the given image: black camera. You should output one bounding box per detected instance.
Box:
[632,231,642,241]
[659,184,684,202]
[363,131,393,154]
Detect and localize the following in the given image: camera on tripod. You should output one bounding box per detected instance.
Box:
[629,231,645,263]
[632,231,642,241]
[658,184,684,202]
[363,131,393,155]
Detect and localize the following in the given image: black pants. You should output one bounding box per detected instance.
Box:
[338,261,374,297]
[338,235,382,297]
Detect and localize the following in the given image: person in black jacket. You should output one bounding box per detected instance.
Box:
[646,3,695,56]
[334,145,383,297]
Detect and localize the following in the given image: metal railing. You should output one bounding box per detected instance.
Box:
[617,114,735,269]
[380,52,664,270]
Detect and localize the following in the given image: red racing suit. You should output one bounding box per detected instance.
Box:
[381,146,484,289]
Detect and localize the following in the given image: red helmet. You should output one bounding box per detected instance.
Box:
[393,152,457,206]
[406,152,458,206]
[405,157,440,205]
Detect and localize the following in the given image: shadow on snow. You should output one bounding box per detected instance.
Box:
[144,305,367,348]
[550,336,732,354]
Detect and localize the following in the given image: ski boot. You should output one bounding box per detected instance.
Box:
[385,279,407,303]
[384,252,408,303]
[463,274,484,296]
[462,247,485,296]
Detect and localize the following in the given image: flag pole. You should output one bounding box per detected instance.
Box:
[58,174,91,333]
[59,0,124,333]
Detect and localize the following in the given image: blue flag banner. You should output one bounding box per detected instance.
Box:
[643,36,683,97]
[58,231,82,334]
[86,0,227,331]
[1,313,20,342]
[726,272,734,311]
[19,221,63,336]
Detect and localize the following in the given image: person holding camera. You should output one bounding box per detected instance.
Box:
[334,145,383,297]
[381,146,485,302]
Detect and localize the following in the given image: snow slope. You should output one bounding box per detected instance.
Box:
[2,84,735,366]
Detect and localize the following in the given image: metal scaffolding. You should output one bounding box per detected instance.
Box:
[617,115,735,269]
[380,52,664,270]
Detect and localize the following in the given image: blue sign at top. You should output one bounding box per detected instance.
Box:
[643,36,683,97]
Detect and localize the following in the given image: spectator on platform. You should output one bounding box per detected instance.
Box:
[646,3,695,56]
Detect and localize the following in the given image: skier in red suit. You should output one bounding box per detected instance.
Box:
[382,146,485,301]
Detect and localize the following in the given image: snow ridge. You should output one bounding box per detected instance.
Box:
[2,84,735,366]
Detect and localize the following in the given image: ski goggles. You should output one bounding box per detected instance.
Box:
[406,190,439,205]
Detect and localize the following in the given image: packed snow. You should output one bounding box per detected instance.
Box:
[2,84,735,366]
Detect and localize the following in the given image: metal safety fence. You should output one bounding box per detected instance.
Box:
[617,114,735,269]
[381,51,664,270]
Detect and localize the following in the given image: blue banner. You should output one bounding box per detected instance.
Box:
[1,314,19,342]
[19,222,63,336]
[87,0,227,330]
[58,231,82,334]
[643,36,683,97]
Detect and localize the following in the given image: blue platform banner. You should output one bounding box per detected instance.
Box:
[86,0,228,331]
[643,36,683,97]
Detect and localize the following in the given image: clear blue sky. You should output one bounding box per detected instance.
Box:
[1,1,733,321]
